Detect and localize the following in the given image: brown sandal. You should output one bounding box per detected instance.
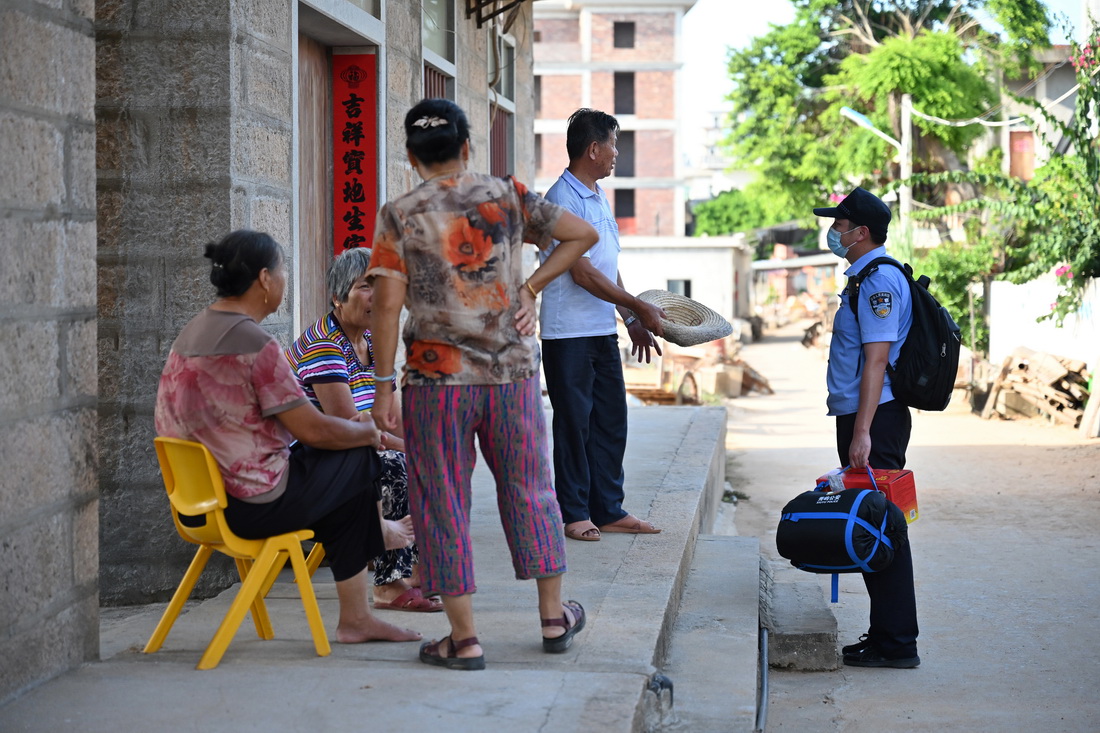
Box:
[564,521,601,542]
[419,635,486,670]
[542,600,586,653]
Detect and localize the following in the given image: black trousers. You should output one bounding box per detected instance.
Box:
[225,444,383,582]
[541,335,629,526]
[835,399,919,658]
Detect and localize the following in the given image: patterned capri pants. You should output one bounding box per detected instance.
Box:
[372,449,419,586]
[402,375,567,596]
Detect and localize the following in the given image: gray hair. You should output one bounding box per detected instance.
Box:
[327,248,372,306]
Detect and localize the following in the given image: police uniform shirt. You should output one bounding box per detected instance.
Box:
[826,247,913,416]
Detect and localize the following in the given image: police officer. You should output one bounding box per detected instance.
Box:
[814,187,919,669]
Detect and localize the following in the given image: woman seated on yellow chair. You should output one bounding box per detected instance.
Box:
[154,229,422,644]
[286,248,441,613]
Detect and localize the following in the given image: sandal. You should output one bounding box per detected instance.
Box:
[542,600,585,654]
[598,514,661,534]
[419,635,485,671]
[564,521,601,542]
[373,587,444,613]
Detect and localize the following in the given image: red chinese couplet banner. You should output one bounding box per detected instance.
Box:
[332,53,377,256]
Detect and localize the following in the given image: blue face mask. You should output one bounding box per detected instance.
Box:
[827,226,859,258]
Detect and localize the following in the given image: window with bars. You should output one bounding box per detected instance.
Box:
[423,0,455,99]
[489,32,516,178]
[490,107,513,177]
[423,64,452,99]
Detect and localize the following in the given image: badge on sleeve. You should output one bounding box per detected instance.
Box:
[868,291,892,319]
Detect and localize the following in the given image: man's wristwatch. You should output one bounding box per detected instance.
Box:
[624,315,637,327]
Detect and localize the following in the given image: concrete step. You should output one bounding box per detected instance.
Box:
[659,534,761,733]
[759,561,840,671]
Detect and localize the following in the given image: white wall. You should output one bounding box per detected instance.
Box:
[618,235,750,321]
[989,276,1100,370]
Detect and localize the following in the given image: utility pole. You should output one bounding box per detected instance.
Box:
[899,93,912,245]
[839,93,913,244]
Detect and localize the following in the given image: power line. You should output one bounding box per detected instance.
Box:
[910,65,1098,128]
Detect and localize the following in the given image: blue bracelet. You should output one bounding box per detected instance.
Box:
[374,373,396,383]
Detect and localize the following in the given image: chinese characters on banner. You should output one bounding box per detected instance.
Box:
[333,54,377,256]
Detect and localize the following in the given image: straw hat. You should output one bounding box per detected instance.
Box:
[635,290,733,347]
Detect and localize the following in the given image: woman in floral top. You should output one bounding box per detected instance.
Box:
[155,230,422,645]
[368,99,598,670]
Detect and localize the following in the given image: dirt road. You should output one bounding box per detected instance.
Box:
[726,322,1100,732]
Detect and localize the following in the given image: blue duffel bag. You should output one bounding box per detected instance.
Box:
[775,485,895,575]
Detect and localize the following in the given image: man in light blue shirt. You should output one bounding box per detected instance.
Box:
[814,186,919,670]
[539,109,666,542]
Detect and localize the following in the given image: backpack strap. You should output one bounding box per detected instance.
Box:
[848,257,911,320]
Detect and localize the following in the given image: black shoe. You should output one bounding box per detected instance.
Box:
[841,634,871,656]
[843,646,920,669]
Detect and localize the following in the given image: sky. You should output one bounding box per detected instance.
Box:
[678,0,1090,166]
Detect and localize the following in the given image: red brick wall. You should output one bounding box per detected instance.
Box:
[537,132,569,181]
[590,72,613,112]
[534,18,581,63]
[635,71,674,119]
[540,74,582,120]
[586,70,675,121]
[631,130,674,178]
[632,189,676,235]
[589,13,676,62]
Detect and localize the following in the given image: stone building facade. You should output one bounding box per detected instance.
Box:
[533,0,695,237]
[2,0,538,704]
[1,0,100,705]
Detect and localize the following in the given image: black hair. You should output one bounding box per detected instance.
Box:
[565,108,619,161]
[203,230,282,298]
[404,98,471,165]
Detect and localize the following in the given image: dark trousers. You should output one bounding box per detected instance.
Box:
[835,399,919,658]
[225,444,383,583]
[542,335,628,526]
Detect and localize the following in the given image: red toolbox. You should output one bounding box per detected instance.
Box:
[816,466,919,524]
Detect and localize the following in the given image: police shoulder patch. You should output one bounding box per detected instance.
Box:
[868,291,892,319]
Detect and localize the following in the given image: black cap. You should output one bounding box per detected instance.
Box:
[813,187,891,243]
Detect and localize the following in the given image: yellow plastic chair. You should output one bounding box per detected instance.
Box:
[144,437,331,669]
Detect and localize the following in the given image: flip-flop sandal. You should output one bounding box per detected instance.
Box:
[564,522,601,541]
[542,600,586,653]
[374,587,444,612]
[419,635,486,670]
[598,515,662,534]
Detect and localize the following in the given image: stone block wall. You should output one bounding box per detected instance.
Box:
[0,0,100,704]
[95,0,294,604]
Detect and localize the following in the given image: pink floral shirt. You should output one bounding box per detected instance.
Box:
[367,172,564,386]
[155,309,309,500]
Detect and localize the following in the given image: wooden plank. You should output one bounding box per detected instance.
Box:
[982,355,1015,419]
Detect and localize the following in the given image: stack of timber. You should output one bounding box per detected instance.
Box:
[981,347,1092,430]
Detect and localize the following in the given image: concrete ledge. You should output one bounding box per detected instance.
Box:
[759,561,839,671]
[0,406,731,733]
[661,534,761,732]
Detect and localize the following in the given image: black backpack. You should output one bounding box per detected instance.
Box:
[849,257,961,412]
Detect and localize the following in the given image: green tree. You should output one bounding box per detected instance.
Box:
[722,0,1051,214]
[691,183,785,237]
[918,22,1100,323]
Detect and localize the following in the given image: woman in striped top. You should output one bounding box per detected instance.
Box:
[286,248,441,613]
